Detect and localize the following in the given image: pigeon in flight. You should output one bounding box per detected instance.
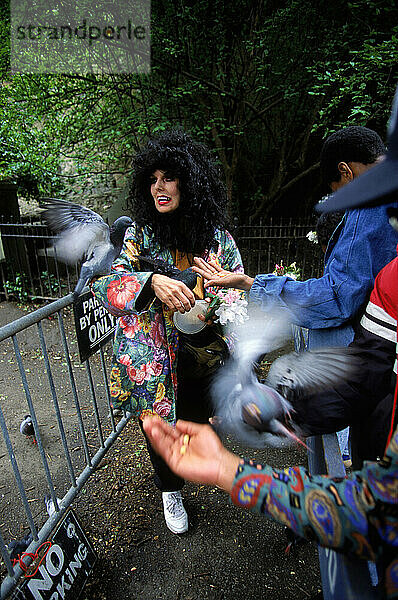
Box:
[20,415,36,444]
[211,310,358,448]
[40,198,133,299]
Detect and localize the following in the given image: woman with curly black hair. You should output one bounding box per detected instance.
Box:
[128,128,229,256]
[92,129,244,534]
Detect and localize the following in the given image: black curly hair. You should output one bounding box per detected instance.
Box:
[127,129,229,255]
[320,126,385,185]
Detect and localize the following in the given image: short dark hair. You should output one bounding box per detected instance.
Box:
[320,126,385,185]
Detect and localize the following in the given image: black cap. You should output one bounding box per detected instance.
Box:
[317,86,398,213]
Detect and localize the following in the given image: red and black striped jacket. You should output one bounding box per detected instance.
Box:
[293,249,398,468]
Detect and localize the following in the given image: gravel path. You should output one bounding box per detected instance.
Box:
[0,301,321,600]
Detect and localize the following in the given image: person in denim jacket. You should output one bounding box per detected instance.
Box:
[194,127,398,465]
[195,127,397,347]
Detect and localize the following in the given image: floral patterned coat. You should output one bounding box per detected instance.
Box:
[91,223,244,424]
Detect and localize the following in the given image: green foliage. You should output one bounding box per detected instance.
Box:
[0,0,397,218]
[4,270,66,302]
[308,1,398,135]
[39,270,66,298]
[4,272,29,302]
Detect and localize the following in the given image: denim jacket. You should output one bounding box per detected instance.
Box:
[249,202,398,349]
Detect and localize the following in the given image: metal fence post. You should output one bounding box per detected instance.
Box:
[0,295,134,599]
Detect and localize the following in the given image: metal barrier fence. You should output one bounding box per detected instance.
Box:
[0,218,324,301]
[235,217,324,279]
[0,220,78,302]
[0,294,131,599]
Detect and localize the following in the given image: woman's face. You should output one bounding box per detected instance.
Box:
[150,169,180,214]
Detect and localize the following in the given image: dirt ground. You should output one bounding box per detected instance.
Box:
[0,301,322,600]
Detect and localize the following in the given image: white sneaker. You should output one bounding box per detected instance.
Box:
[162,491,188,534]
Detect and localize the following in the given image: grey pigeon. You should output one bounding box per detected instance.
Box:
[40,198,133,299]
[44,495,62,517]
[20,414,36,443]
[7,532,33,561]
[138,255,198,289]
[212,310,358,448]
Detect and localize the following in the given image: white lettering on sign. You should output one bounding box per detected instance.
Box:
[46,544,64,577]
[75,290,117,361]
[66,523,76,539]
[77,543,88,561]
[79,313,91,330]
[56,573,72,599]
[82,297,99,314]
[27,564,53,599]
[88,316,116,345]
[69,555,81,578]
[93,305,107,320]
[88,324,97,343]
[25,544,88,600]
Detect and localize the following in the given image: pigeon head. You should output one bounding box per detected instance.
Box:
[241,385,285,432]
[110,216,133,239]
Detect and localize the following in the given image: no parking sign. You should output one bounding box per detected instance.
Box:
[12,510,96,600]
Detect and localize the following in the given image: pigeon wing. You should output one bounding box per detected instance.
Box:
[41,198,110,264]
[41,197,105,231]
[53,224,110,264]
[266,347,359,397]
[230,309,292,386]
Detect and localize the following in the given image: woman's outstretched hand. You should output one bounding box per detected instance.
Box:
[142,417,241,492]
[193,258,254,291]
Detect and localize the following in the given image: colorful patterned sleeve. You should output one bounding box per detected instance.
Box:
[91,224,153,317]
[206,230,247,351]
[231,425,398,564]
[213,230,244,272]
[206,230,245,296]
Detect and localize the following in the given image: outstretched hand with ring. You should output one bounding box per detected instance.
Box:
[193,258,254,291]
[142,417,240,492]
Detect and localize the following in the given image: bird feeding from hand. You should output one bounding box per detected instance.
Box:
[211,309,359,448]
[40,197,133,300]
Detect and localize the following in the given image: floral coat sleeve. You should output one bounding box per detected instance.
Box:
[91,223,244,424]
[231,425,398,598]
